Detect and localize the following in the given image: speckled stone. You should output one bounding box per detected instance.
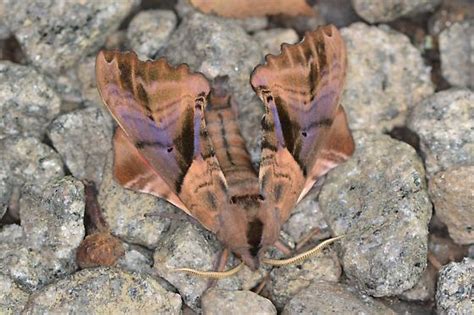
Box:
[99,151,178,249]
[22,268,182,314]
[48,107,113,185]
[319,132,432,297]
[0,136,64,219]
[0,62,60,140]
[77,56,103,107]
[127,10,177,60]
[429,166,474,245]
[0,273,29,315]
[352,0,441,23]
[0,177,84,292]
[282,280,396,315]
[341,23,434,132]
[439,20,474,89]
[202,289,277,315]
[253,28,299,56]
[2,0,138,76]
[407,88,473,177]
[435,258,473,314]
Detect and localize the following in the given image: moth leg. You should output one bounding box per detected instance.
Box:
[296,227,324,251]
[273,240,293,256]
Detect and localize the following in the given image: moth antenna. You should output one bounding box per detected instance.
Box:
[172,262,244,279]
[262,235,345,266]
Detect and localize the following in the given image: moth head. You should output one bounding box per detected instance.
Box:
[216,198,281,271]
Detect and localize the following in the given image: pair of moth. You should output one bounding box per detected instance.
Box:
[96,25,354,274]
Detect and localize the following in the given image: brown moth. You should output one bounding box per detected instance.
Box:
[95,25,354,271]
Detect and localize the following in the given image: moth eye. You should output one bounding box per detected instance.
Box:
[302,131,307,137]
[167,147,173,153]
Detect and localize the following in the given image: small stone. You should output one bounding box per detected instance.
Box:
[22,268,182,314]
[282,280,396,315]
[341,23,434,133]
[76,231,125,269]
[319,133,432,296]
[202,289,277,315]
[435,258,473,314]
[0,177,84,291]
[159,12,264,162]
[127,10,177,60]
[439,20,474,89]
[0,62,60,140]
[99,152,178,249]
[253,28,299,56]
[428,0,474,35]
[175,0,268,32]
[116,243,154,275]
[48,107,113,185]
[0,136,64,219]
[0,273,29,314]
[407,88,473,177]
[399,265,437,302]
[429,166,474,245]
[318,0,360,27]
[2,0,138,76]
[270,4,326,33]
[352,0,441,23]
[77,56,103,106]
[153,221,265,311]
[269,250,342,309]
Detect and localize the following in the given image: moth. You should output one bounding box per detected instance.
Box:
[96,25,354,272]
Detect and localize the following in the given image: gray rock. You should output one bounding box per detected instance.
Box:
[282,280,396,315]
[22,267,182,314]
[319,132,432,296]
[116,243,154,274]
[407,88,474,177]
[399,265,437,302]
[0,177,84,291]
[202,289,277,315]
[341,23,434,133]
[0,62,60,140]
[271,4,326,33]
[352,0,441,23]
[270,250,342,309]
[428,0,474,35]
[318,0,360,27]
[0,273,29,315]
[436,258,473,315]
[159,11,264,163]
[253,28,299,56]
[127,10,177,60]
[77,56,103,107]
[175,0,268,32]
[48,107,113,185]
[2,0,138,76]
[430,166,474,245]
[0,136,64,219]
[439,20,474,89]
[153,221,266,311]
[99,151,178,249]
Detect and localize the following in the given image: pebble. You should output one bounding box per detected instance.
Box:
[319,132,432,296]
[202,288,277,315]
[0,273,29,314]
[407,88,473,177]
[341,23,434,132]
[352,0,441,23]
[253,28,299,56]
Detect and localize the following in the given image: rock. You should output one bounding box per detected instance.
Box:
[99,152,179,249]
[319,133,432,296]
[439,20,474,89]
[153,221,265,311]
[48,107,113,185]
[159,11,264,163]
[435,258,473,314]
[270,5,326,33]
[116,243,154,274]
[2,0,138,76]
[318,0,360,27]
[429,166,474,245]
[352,0,441,23]
[253,28,299,56]
[428,0,474,35]
[399,265,437,302]
[76,231,124,269]
[22,268,182,314]
[341,23,434,133]
[202,289,277,315]
[429,234,469,267]
[175,0,268,32]
[269,250,342,309]
[407,88,473,177]
[282,280,396,315]
[0,62,60,140]
[127,10,177,60]
[0,273,29,314]
[0,136,64,219]
[0,177,84,291]
[77,56,103,107]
